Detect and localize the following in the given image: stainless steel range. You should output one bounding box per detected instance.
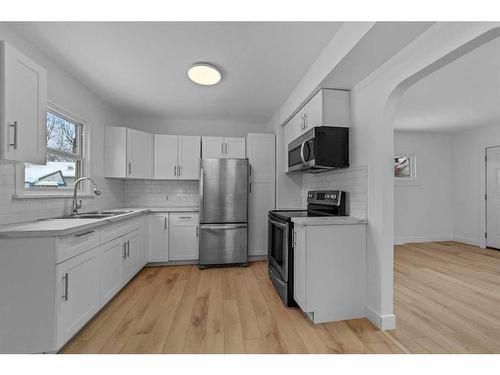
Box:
[267,190,346,306]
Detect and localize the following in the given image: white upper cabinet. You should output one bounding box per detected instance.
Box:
[127,128,154,179]
[225,137,246,158]
[201,136,224,158]
[154,134,177,179]
[292,89,350,139]
[154,134,200,180]
[178,136,201,179]
[0,41,47,164]
[104,127,154,179]
[202,136,245,159]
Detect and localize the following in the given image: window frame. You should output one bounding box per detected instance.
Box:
[14,102,92,199]
[394,153,419,186]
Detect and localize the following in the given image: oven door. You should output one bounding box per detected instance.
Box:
[267,215,289,282]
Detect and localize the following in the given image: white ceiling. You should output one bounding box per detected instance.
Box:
[9,22,342,123]
[394,35,500,134]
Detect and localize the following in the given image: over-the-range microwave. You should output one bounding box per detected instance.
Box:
[288,126,349,173]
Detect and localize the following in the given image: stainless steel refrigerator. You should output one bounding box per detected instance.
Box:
[199,158,248,268]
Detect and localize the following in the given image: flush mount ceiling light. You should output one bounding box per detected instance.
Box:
[187,63,222,86]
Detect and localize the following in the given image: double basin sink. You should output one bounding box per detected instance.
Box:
[39,211,133,221]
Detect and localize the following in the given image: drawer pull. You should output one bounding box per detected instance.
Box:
[179,216,192,219]
[74,230,95,237]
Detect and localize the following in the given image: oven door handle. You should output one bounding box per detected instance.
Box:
[268,217,288,229]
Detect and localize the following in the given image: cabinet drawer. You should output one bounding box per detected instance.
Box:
[56,229,100,264]
[170,213,199,225]
[101,218,140,244]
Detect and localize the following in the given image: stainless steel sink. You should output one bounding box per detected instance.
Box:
[38,210,132,221]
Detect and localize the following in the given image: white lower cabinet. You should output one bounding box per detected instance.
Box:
[169,212,199,261]
[122,229,140,282]
[99,237,125,307]
[55,248,100,349]
[149,214,169,262]
[293,222,367,324]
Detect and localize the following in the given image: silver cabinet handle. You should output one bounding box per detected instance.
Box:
[249,181,251,194]
[62,272,69,301]
[128,162,132,175]
[178,165,181,177]
[164,217,167,230]
[196,225,199,237]
[75,230,94,237]
[123,242,127,259]
[127,240,130,258]
[179,216,192,219]
[199,168,204,221]
[174,165,176,176]
[9,121,18,149]
[221,143,224,155]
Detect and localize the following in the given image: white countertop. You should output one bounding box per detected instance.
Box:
[0,206,199,238]
[291,216,367,226]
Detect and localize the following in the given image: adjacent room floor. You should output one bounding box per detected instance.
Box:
[61,242,500,354]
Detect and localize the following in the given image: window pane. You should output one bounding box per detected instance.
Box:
[25,154,80,189]
[46,111,79,154]
[394,156,411,178]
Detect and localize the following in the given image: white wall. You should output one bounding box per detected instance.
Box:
[453,123,500,246]
[122,116,270,138]
[393,132,454,244]
[0,23,124,225]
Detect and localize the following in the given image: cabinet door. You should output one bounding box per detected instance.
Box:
[1,41,47,164]
[304,90,323,130]
[122,230,140,283]
[154,134,178,179]
[56,248,99,348]
[294,111,305,138]
[148,214,169,262]
[127,128,154,179]
[247,134,275,256]
[104,127,127,178]
[99,238,124,307]
[202,136,224,158]
[293,226,307,311]
[225,137,246,158]
[178,136,201,180]
[169,213,199,261]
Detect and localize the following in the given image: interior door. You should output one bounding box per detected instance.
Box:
[127,129,154,179]
[3,42,47,164]
[202,136,224,158]
[487,146,500,249]
[200,158,248,223]
[225,137,246,158]
[154,134,178,179]
[178,136,200,179]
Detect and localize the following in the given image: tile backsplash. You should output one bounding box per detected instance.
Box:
[123,180,199,208]
[0,164,124,225]
[301,165,368,218]
[0,162,199,225]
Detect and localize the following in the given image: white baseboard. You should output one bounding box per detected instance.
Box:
[453,236,480,247]
[394,235,453,245]
[366,305,396,330]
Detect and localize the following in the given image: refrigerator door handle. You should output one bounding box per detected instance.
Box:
[199,167,204,221]
[200,224,247,230]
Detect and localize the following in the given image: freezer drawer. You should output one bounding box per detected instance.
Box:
[199,224,248,265]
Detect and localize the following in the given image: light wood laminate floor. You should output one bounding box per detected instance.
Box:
[61,241,500,354]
